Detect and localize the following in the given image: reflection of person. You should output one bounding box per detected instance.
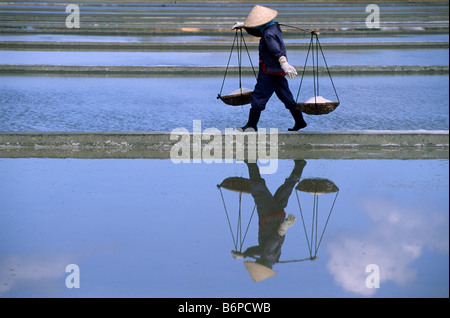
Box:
[232,5,307,132]
[233,160,307,282]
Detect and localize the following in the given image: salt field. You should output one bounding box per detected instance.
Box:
[1,49,448,67]
[0,0,448,301]
[1,75,448,132]
[0,33,448,43]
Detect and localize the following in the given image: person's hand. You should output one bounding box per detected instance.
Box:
[279,56,298,79]
[232,21,244,30]
[278,214,296,236]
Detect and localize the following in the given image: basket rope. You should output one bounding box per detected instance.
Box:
[217,29,257,100]
[295,32,340,105]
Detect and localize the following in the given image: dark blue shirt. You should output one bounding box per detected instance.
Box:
[245,23,287,74]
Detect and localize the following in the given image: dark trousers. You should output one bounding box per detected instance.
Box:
[251,68,297,111]
[247,163,302,220]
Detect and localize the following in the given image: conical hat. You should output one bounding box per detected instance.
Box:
[244,5,278,28]
[244,261,276,282]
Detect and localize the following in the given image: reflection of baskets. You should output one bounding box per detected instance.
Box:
[294,177,339,261]
[218,29,257,107]
[219,91,253,106]
[296,178,339,194]
[218,177,252,194]
[297,101,340,115]
[295,32,340,115]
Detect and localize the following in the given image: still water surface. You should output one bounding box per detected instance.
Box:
[1,49,448,66]
[0,34,448,43]
[0,158,448,297]
[1,75,448,132]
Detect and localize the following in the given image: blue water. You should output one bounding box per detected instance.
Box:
[1,2,446,11]
[0,2,446,13]
[0,158,448,297]
[0,75,448,132]
[0,34,447,43]
[1,49,448,66]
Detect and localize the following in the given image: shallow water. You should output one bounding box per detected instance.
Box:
[0,158,448,297]
[0,75,448,132]
[0,34,448,43]
[2,2,446,12]
[1,49,448,67]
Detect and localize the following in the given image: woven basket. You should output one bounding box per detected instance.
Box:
[219,91,253,106]
[297,102,339,115]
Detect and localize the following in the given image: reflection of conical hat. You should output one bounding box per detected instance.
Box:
[296,178,339,195]
[244,5,278,28]
[244,261,276,282]
[218,177,251,194]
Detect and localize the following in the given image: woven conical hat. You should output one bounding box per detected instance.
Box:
[244,261,276,282]
[244,5,278,28]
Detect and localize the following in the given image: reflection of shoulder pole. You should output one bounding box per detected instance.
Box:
[278,23,320,36]
[278,256,318,263]
[240,255,319,264]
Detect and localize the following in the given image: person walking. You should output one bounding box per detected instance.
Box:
[232,5,307,132]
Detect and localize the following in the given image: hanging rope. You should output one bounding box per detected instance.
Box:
[316,36,340,103]
[295,189,339,259]
[240,205,256,252]
[296,32,340,104]
[218,31,238,100]
[296,189,313,257]
[217,183,256,253]
[312,34,318,104]
[218,186,238,250]
[237,30,243,92]
[236,191,242,249]
[217,29,257,100]
[296,34,313,103]
[315,190,339,253]
[241,29,258,80]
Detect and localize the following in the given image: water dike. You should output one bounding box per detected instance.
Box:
[1,64,448,76]
[0,131,448,160]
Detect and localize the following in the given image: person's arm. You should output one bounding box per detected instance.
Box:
[231,21,262,37]
[263,32,297,79]
[263,32,284,61]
